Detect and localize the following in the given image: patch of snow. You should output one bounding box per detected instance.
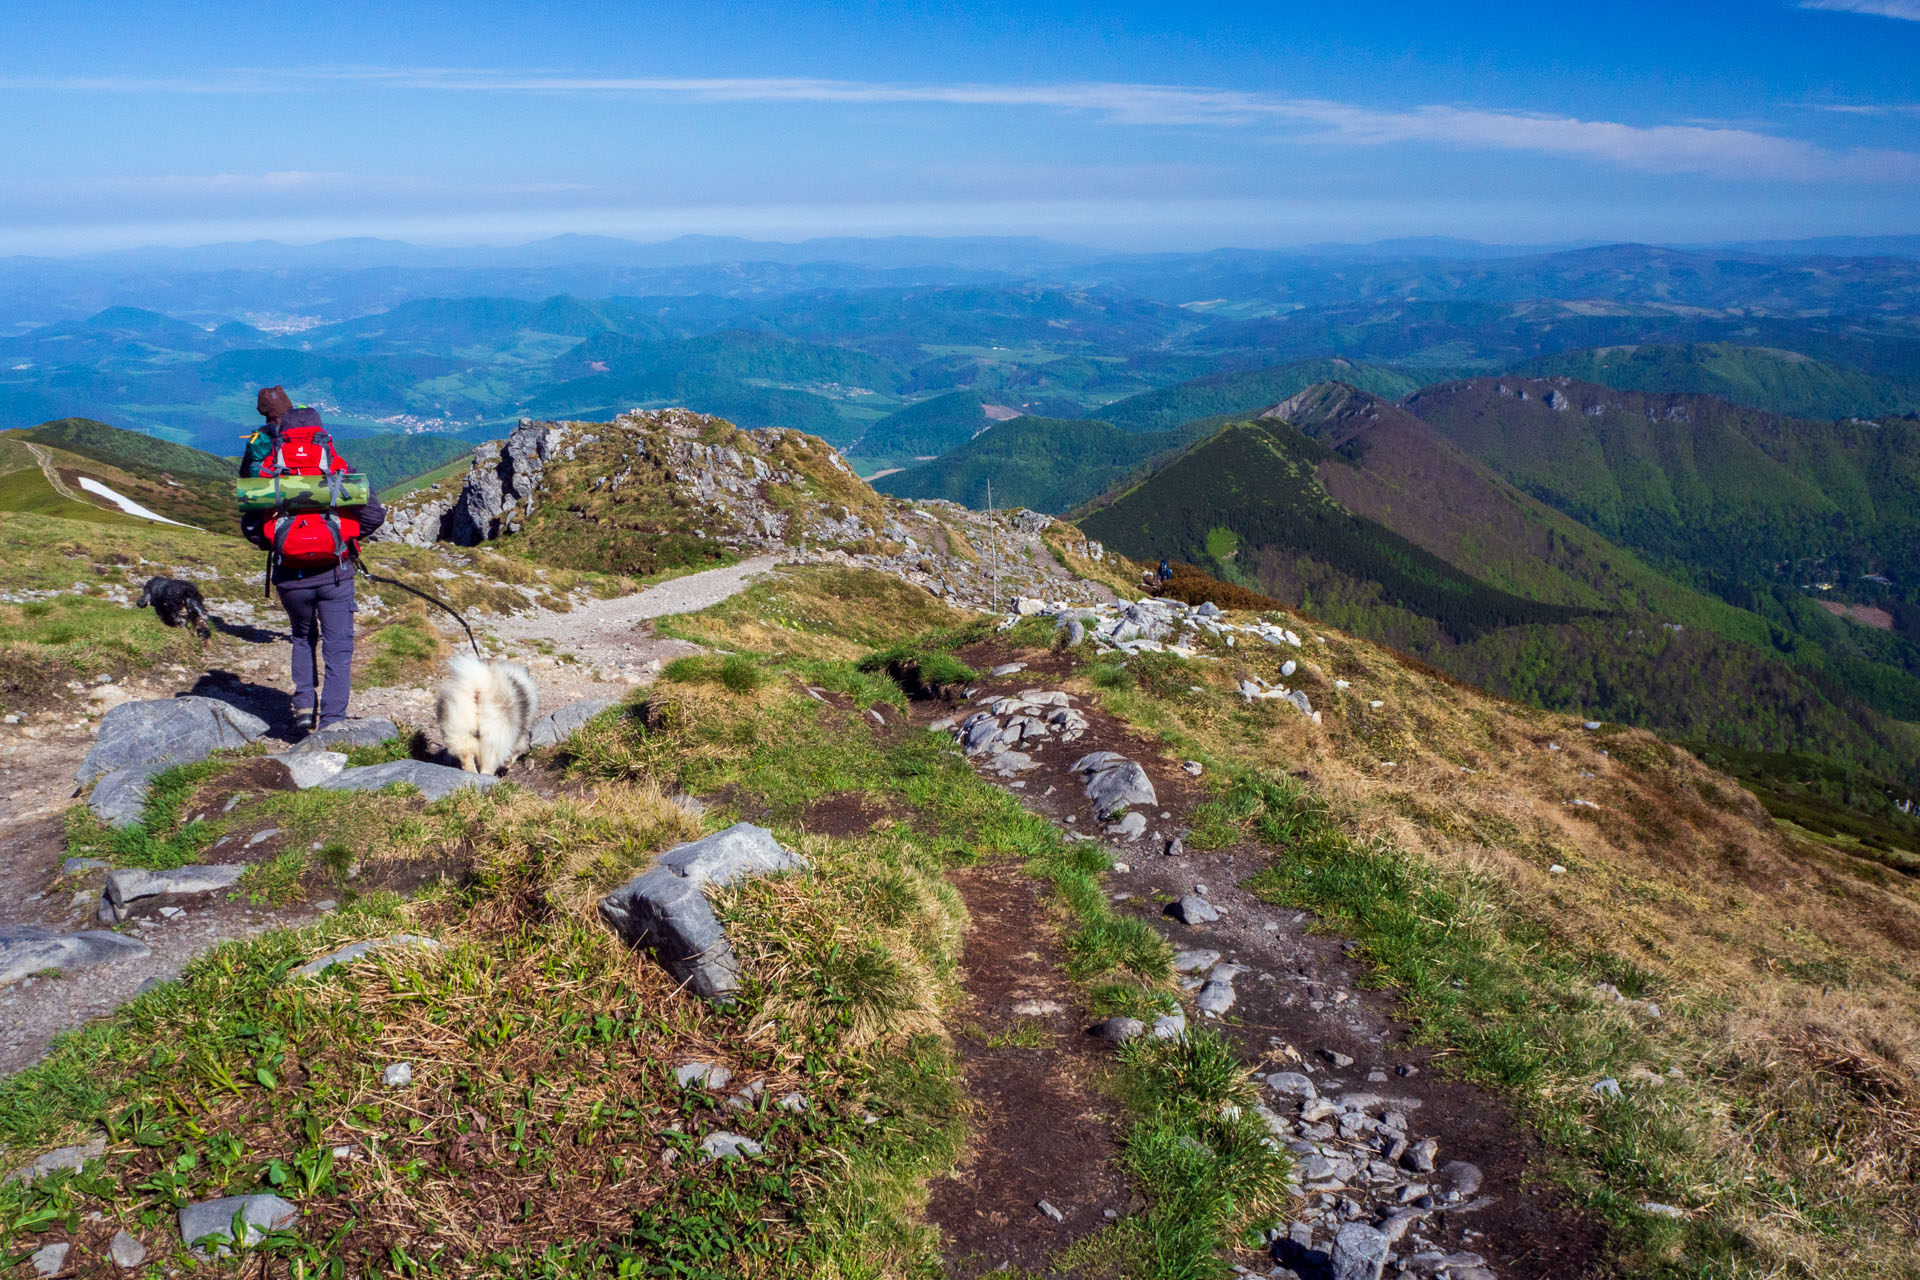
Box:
[75,478,195,528]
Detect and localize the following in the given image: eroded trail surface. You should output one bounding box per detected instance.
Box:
[0,557,779,1074]
[929,867,1130,1276]
[919,649,1605,1280]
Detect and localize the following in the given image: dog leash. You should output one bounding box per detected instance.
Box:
[349,547,484,659]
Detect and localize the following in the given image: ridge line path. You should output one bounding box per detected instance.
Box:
[0,555,783,1074]
[24,441,83,503]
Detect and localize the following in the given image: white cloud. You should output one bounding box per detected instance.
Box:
[1800,0,1920,19]
[7,68,1918,184]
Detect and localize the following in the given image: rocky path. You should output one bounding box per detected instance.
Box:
[0,556,783,1074]
[918,648,1605,1279]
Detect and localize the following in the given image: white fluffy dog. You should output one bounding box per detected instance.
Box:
[436,654,538,774]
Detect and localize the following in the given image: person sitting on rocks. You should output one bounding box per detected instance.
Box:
[239,386,386,733]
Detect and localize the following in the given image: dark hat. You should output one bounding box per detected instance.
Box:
[257,385,293,421]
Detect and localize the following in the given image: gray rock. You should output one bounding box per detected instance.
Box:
[1107,812,1147,839]
[88,764,162,827]
[990,662,1026,677]
[1149,1009,1187,1039]
[674,1062,734,1091]
[657,823,810,887]
[291,933,442,979]
[1437,1160,1483,1198]
[698,1132,762,1161]
[599,867,743,1000]
[1640,1200,1687,1218]
[1172,948,1221,973]
[776,1092,809,1112]
[1037,1199,1065,1223]
[529,697,620,747]
[77,696,269,783]
[1321,1048,1355,1068]
[1331,1223,1389,1280]
[178,1193,298,1255]
[1071,752,1158,818]
[289,718,399,753]
[1593,1076,1623,1099]
[600,826,807,1000]
[266,750,347,788]
[29,1243,67,1276]
[1059,618,1087,646]
[1087,1016,1145,1042]
[1194,977,1237,1016]
[7,1136,107,1184]
[1,928,148,986]
[1165,895,1219,925]
[320,759,500,801]
[108,1230,147,1269]
[1266,1071,1317,1101]
[101,864,244,921]
[383,1063,413,1088]
[1403,1136,1439,1173]
[62,857,108,874]
[444,421,564,545]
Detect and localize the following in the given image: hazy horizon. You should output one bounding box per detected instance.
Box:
[5,1,1919,255]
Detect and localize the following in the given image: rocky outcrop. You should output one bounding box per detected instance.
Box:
[446,421,575,545]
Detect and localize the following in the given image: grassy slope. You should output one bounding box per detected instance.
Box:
[1513,342,1920,419]
[872,415,1212,514]
[1096,358,1428,433]
[1,571,1278,1277]
[1030,619,1920,1279]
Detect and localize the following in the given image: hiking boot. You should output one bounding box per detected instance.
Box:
[295,706,319,734]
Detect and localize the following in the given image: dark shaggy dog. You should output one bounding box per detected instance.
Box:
[135,576,211,639]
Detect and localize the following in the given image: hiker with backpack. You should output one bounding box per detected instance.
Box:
[239,386,385,733]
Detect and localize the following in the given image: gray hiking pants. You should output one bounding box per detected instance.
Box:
[276,569,357,727]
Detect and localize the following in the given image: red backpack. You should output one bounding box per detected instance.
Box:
[255,409,361,567]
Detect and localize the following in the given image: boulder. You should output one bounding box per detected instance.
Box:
[1070,752,1157,818]
[1,926,149,984]
[529,697,620,747]
[655,822,810,887]
[606,828,805,996]
[178,1193,298,1256]
[289,718,399,753]
[319,760,500,801]
[600,868,743,1000]
[266,750,347,788]
[1165,895,1220,925]
[100,865,244,922]
[290,934,442,980]
[88,763,162,828]
[77,697,268,784]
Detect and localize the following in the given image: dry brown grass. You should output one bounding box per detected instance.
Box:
[1071,607,1920,1274]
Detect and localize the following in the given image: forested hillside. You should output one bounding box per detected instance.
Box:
[1513,343,1920,419]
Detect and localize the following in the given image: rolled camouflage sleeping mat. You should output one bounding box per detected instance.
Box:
[235,473,372,511]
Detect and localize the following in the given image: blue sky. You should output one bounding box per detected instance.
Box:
[3,0,1918,253]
